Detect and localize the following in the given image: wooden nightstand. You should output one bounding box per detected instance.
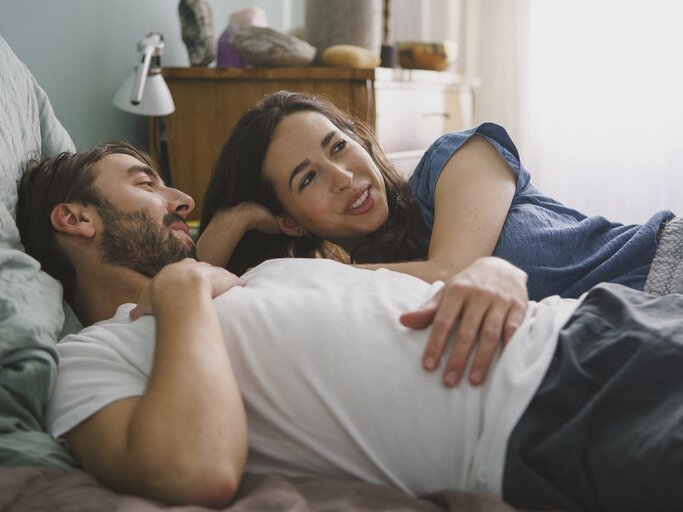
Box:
[152,66,475,220]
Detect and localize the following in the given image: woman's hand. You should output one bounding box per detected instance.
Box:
[238,201,282,235]
[400,257,528,387]
[129,258,246,320]
[197,202,281,267]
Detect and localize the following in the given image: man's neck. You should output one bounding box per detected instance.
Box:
[72,269,150,326]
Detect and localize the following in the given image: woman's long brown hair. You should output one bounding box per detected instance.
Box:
[200,91,427,275]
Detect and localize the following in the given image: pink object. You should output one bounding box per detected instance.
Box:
[217,24,245,67]
[217,7,269,68]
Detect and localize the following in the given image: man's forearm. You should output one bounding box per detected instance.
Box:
[125,290,247,504]
[65,263,248,507]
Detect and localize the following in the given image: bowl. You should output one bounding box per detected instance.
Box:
[397,41,457,71]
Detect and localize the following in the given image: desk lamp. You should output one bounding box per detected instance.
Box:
[113,33,175,185]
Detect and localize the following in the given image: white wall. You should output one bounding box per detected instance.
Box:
[0,0,303,150]
[519,1,683,222]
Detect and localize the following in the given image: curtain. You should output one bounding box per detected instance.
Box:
[463,0,683,223]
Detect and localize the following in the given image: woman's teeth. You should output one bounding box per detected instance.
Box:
[350,189,369,210]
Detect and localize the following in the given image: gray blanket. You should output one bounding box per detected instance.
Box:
[0,466,519,512]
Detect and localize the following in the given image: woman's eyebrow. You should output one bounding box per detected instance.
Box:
[320,130,335,149]
[288,131,337,190]
[289,159,310,190]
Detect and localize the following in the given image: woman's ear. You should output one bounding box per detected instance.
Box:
[50,203,96,238]
[277,215,309,237]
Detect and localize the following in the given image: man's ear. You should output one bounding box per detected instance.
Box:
[277,215,308,237]
[50,203,96,238]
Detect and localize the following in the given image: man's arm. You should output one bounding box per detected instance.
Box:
[63,260,248,507]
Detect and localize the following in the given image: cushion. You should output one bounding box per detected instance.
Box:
[0,34,77,468]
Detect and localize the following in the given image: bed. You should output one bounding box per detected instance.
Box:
[0,33,523,512]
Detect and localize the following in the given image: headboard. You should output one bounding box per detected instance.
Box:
[0,34,77,468]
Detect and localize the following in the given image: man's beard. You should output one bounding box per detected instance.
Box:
[97,202,197,278]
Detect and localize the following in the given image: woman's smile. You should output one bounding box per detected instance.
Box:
[263,110,390,246]
[345,185,374,214]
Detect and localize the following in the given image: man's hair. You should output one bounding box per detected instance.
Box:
[200,90,427,276]
[16,141,156,301]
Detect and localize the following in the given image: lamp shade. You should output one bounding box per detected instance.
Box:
[112,70,175,116]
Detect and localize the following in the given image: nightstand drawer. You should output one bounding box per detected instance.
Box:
[375,82,473,174]
[375,78,473,155]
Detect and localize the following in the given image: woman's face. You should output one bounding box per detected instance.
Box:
[263,110,389,250]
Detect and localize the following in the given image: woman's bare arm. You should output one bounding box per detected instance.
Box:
[358,135,525,387]
[197,202,280,268]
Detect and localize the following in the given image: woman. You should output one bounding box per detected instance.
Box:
[198,91,678,384]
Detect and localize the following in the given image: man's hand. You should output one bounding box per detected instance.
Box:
[129,259,246,320]
[400,257,528,387]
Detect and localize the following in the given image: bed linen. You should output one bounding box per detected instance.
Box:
[0,466,521,512]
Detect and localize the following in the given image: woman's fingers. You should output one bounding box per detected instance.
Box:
[503,299,526,344]
[402,258,530,388]
[399,289,442,329]
[419,285,466,374]
[460,293,509,385]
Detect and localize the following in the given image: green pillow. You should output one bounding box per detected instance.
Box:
[0,34,77,469]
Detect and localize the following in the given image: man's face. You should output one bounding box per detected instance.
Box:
[90,154,197,276]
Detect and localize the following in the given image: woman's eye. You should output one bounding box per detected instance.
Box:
[332,140,347,154]
[299,171,316,190]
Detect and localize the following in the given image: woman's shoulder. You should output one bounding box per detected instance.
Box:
[474,123,520,160]
[416,123,518,171]
[411,123,524,196]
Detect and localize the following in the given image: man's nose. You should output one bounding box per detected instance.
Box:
[168,188,195,217]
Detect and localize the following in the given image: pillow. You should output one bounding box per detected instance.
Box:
[0,34,77,468]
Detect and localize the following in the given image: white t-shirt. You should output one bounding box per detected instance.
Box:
[46,258,580,496]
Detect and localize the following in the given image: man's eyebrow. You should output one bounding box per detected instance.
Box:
[127,164,162,184]
[287,131,337,191]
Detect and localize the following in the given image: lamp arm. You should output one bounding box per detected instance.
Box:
[131,44,154,105]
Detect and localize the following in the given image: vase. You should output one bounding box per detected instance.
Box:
[304,0,382,61]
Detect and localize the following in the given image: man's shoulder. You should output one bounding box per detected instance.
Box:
[58,303,154,359]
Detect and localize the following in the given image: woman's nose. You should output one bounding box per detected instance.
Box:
[329,165,353,191]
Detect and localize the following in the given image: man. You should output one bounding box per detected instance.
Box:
[17,143,683,512]
[18,144,248,506]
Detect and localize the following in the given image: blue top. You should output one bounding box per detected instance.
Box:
[411,123,675,301]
